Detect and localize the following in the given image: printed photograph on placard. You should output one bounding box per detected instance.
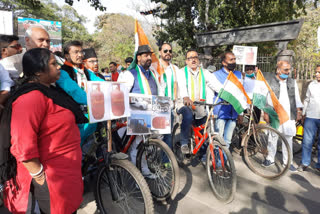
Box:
[233,45,258,65]
[87,81,108,122]
[107,82,130,119]
[87,81,130,123]
[151,114,171,134]
[129,93,152,111]
[127,113,151,135]
[152,95,171,113]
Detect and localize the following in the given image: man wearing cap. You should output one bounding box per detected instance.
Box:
[83,48,105,80]
[56,40,104,145]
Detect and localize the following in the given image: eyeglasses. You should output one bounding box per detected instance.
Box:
[163,49,172,54]
[187,56,199,61]
[281,68,292,72]
[8,44,22,50]
[87,60,99,64]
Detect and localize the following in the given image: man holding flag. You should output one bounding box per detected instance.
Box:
[212,52,245,149]
[260,60,303,171]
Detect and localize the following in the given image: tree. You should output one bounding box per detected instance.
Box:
[93,14,136,69]
[151,0,315,54]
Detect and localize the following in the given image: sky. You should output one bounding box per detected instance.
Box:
[54,0,160,34]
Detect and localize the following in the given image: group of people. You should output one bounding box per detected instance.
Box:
[0,23,319,214]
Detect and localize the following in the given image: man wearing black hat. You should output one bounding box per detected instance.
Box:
[129,45,159,95]
[83,48,105,80]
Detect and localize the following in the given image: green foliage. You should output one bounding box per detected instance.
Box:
[93,14,136,69]
[152,0,315,56]
[64,0,106,11]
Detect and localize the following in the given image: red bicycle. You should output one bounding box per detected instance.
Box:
[172,101,237,203]
[111,120,180,202]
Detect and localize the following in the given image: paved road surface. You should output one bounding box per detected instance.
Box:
[1,152,319,213]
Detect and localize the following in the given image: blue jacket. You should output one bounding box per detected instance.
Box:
[56,65,104,105]
[213,68,242,120]
[130,65,158,95]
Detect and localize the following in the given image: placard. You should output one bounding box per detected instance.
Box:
[127,93,171,135]
[17,17,62,52]
[233,45,258,65]
[86,81,130,123]
[0,10,13,35]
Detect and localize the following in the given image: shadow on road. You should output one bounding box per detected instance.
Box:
[155,165,193,214]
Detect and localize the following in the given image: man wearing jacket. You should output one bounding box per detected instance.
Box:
[213,52,242,149]
[56,40,104,145]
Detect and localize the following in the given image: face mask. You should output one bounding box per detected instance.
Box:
[279,73,289,79]
[226,63,236,71]
[246,73,255,78]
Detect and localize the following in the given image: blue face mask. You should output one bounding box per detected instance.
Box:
[279,74,289,79]
[246,73,255,78]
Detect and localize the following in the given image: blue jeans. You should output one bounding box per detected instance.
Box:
[214,119,237,148]
[301,117,320,168]
[177,106,194,146]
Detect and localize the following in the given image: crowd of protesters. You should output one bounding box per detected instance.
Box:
[0,24,319,214]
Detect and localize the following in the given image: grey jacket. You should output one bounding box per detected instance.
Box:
[268,75,297,120]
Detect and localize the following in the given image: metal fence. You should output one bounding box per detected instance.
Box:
[208,54,316,80]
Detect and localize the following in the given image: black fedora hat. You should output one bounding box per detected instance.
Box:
[137,45,153,55]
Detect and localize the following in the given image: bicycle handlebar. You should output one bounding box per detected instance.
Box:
[192,100,229,108]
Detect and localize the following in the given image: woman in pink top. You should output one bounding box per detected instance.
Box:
[0,48,88,213]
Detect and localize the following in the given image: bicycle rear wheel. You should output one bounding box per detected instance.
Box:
[243,124,291,179]
[94,159,154,214]
[206,135,237,204]
[136,139,180,201]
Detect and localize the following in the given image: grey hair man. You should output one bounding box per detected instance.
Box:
[25,25,50,50]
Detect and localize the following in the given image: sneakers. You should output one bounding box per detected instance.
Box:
[289,165,297,172]
[261,159,274,167]
[297,164,308,172]
[180,144,189,154]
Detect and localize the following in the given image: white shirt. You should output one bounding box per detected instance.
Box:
[243,76,256,99]
[117,70,134,91]
[0,64,14,91]
[159,62,180,100]
[0,53,24,82]
[303,80,320,119]
[278,79,303,135]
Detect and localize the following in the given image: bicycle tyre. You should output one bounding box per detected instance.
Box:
[243,124,291,179]
[277,135,302,155]
[136,138,180,202]
[94,159,154,214]
[206,135,237,204]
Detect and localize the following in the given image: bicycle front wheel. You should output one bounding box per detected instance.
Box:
[206,135,237,204]
[136,138,180,201]
[243,124,291,179]
[94,159,154,214]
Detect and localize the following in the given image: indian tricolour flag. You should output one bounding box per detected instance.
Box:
[253,70,289,129]
[128,19,164,76]
[217,72,251,114]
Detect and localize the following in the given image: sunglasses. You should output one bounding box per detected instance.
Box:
[163,49,172,54]
[8,44,22,50]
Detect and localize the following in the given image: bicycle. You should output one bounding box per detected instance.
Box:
[81,121,154,213]
[233,104,292,179]
[111,120,180,202]
[172,101,237,204]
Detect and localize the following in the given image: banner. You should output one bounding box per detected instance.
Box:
[86,81,130,123]
[17,17,62,52]
[0,10,13,35]
[127,93,171,135]
[233,45,258,65]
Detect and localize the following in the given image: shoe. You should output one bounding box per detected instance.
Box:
[315,168,320,172]
[289,165,297,172]
[163,162,171,169]
[180,144,189,154]
[297,165,308,172]
[261,159,274,167]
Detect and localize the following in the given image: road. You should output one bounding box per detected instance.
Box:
[1,152,319,213]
